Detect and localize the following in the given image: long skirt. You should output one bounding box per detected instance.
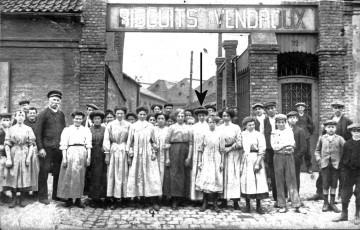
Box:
[107,142,128,198]
[57,146,87,199]
[163,143,189,198]
[30,147,39,191]
[195,150,223,193]
[189,140,203,200]
[158,148,166,186]
[222,149,242,199]
[5,144,31,190]
[240,152,268,199]
[87,145,107,199]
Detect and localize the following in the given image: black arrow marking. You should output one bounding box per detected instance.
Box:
[195,52,208,106]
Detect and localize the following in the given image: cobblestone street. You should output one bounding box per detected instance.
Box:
[0,172,358,229]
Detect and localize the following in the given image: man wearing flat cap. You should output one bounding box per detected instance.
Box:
[287,111,307,194]
[83,104,99,128]
[19,100,31,115]
[331,101,353,202]
[36,90,66,204]
[263,101,278,201]
[252,103,265,135]
[295,102,314,173]
[164,103,174,116]
[333,123,360,224]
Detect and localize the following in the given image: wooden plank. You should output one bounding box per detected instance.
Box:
[0,62,10,113]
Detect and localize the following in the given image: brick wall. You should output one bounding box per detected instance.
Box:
[0,14,81,123]
[318,0,347,123]
[80,0,107,110]
[248,33,279,110]
[107,72,126,112]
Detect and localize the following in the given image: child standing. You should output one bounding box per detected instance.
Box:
[315,120,345,213]
[195,116,224,212]
[271,114,303,213]
[333,123,360,224]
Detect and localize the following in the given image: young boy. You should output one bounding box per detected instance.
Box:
[315,120,345,213]
[0,113,13,203]
[333,123,360,225]
[271,114,304,213]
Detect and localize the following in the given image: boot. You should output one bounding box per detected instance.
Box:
[330,194,340,213]
[213,194,220,213]
[200,194,208,212]
[18,192,27,207]
[171,197,178,210]
[243,199,251,213]
[233,199,240,210]
[219,199,227,208]
[64,198,73,207]
[256,199,265,215]
[75,198,85,208]
[151,197,160,211]
[9,192,18,208]
[322,194,330,212]
[355,204,360,225]
[110,198,119,210]
[332,202,348,222]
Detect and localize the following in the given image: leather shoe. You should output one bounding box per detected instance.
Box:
[75,199,85,208]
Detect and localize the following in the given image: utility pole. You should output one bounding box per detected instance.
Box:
[218,13,223,57]
[189,50,193,105]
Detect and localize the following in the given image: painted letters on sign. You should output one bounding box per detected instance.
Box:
[107,4,317,32]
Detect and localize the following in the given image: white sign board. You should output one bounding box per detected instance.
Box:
[107,4,317,33]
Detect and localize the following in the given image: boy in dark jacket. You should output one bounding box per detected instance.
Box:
[333,123,360,225]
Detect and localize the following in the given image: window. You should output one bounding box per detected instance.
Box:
[178,92,182,96]
[180,82,185,87]
[208,81,213,87]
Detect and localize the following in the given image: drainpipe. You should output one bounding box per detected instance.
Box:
[231,56,239,107]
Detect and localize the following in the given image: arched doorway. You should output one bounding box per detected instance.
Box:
[277,52,319,170]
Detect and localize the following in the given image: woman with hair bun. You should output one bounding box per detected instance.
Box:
[103,106,130,209]
[126,106,162,211]
[57,111,92,208]
[218,109,243,210]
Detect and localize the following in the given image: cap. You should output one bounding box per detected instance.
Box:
[295,102,307,108]
[194,107,208,116]
[331,101,345,108]
[151,104,163,110]
[47,90,62,99]
[86,103,99,110]
[252,103,264,110]
[323,120,337,126]
[286,111,298,118]
[0,112,12,119]
[347,123,360,130]
[18,100,30,106]
[89,110,105,120]
[275,114,287,121]
[264,102,276,108]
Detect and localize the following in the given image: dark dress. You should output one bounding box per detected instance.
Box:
[163,123,193,198]
[87,125,107,199]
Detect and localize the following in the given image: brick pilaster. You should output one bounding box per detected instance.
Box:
[80,0,107,110]
[215,57,225,111]
[223,40,238,107]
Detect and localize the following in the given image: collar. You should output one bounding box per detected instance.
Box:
[48,106,58,113]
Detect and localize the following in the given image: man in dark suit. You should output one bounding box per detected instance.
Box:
[36,90,66,204]
[331,101,353,202]
[295,102,314,173]
[287,111,307,193]
[264,102,278,202]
